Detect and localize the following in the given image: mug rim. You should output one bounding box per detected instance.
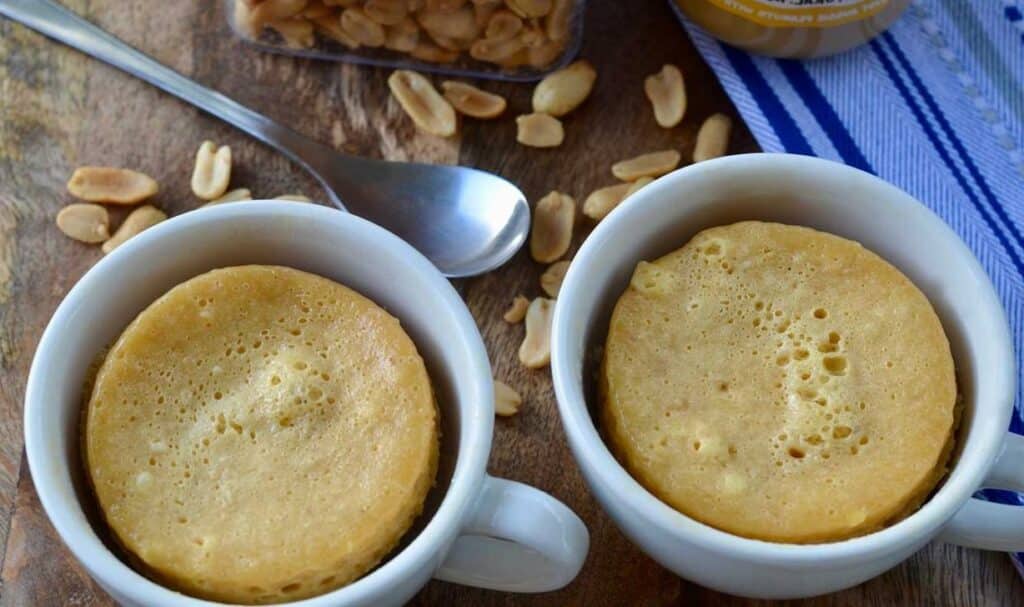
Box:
[550,154,1016,565]
[24,201,494,606]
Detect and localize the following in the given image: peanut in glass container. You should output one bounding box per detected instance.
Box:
[227,0,585,82]
[670,0,911,58]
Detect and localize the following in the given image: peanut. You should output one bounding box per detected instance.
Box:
[626,176,653,197]
[485,9,522,41]
[55,203,110,243]
[540,260,569,297]
[276,193,313,201]
[518,297,554,368]
[410,41,459,62]
[473,0,502,27]
[268,17,315,48]
[302,1,334,19]
[364,0,407,25]
[190,141,233,201]
[545,0,572,41]
[694,113,732,162]
[469,35,524,63]
[385,18,420,51]
[530,190,574,262]
[493,379,522,416]
[251,0,309,27]
[532,60,595,117]
[515,113,563,148]
[102,205,167,254]
[341,7,386,46]
[506,0,552,18]
[611,150,680,181]
[441,81,506,118]
[388,70,458,136]
[67,167,158,205]
[503,294,530,323]
[644,64,686,128]
[418,6,479,40]
[582,182,631,221]
[312,13,360,47]
[200,188,253,208]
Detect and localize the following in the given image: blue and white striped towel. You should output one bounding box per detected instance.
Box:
[673,0,1024,576]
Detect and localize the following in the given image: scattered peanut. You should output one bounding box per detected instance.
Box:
[441,81,507,118]
[531,60,596,117]
[693,113,732,162]
[101,205,167,254]
[644,64,686,128]
[611,150,681,181]
[201,188,253,208]
[235,0,570,69]
[626,176,653,197]
[515,113,563,148]
[55,204,110,243]
[276,193,312,201]
[503,294,530,323]
[493,379,523,416]
[518,297,554,368]
[191,141,233,201]
[540,260,569,297]
[530,190,574,262]
[582,182,631,221]
[388,70,458,137]
[66,167,158,205]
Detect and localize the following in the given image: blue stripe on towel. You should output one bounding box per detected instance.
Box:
[776,60,875,173]
[871,38,1024,279]
[881,31,1024,273]
[720,45,815,156]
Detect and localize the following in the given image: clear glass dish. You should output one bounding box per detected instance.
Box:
[226,0,585,82]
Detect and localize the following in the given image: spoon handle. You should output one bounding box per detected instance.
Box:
[0,0,340,202]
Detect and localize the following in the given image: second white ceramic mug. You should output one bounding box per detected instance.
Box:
[551,154,1023,599]
[25,201,589,607]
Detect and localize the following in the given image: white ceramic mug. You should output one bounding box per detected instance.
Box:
[550,154,1023,599]
[25,201,589,607]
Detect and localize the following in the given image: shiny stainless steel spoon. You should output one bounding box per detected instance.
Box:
[0,0,530,277]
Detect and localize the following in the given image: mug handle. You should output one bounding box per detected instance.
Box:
[938,432,1024,551]
[434,475,589,592]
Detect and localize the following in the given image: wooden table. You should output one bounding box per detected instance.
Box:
[0,1,1020,605]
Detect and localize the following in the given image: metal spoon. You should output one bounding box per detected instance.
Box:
[0,0,530,278]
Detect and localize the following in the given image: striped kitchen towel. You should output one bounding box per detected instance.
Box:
[673,0,1024,575]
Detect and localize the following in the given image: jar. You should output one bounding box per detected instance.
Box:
[670,0,911,58]
[226,0,585,82]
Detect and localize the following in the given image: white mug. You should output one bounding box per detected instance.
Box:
[25,201,589,607]
[550,154,1023,599]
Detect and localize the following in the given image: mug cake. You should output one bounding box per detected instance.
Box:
[602,221,956,543]
[84,265,438,603]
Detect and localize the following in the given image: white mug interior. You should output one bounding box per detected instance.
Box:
[551,154,1017,597]
[24,202,494,606]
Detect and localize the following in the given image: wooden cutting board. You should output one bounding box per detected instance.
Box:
[0,1,1020,605]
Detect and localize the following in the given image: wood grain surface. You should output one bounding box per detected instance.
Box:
[0,1,1021,605]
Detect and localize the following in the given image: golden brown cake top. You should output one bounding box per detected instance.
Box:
[85,265,438,603]
[602,221,956,543]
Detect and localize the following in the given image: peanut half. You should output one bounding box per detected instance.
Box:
[199,188,253,209]
[67,167,158,205]
[644,64,686,128]
[102,205,167,254]
[507,0,552,19]
[611,150,680,181]
[503,294,530,323]
[515,113,563,147]
[276,193,313,201]
[268,17,315,48]
[540,260,569,297]
[341,7,387,46]
[388,70,458,137]
[518,297,554,368]
[493,379,523,416]
[441,81,507,118]
[582,182,630,221]
[56,203,110,243]
[694,113,732,162]
[191,141,233,200]
[532,59,596,117]
[626,176,653,197]
[530,190,574,262]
